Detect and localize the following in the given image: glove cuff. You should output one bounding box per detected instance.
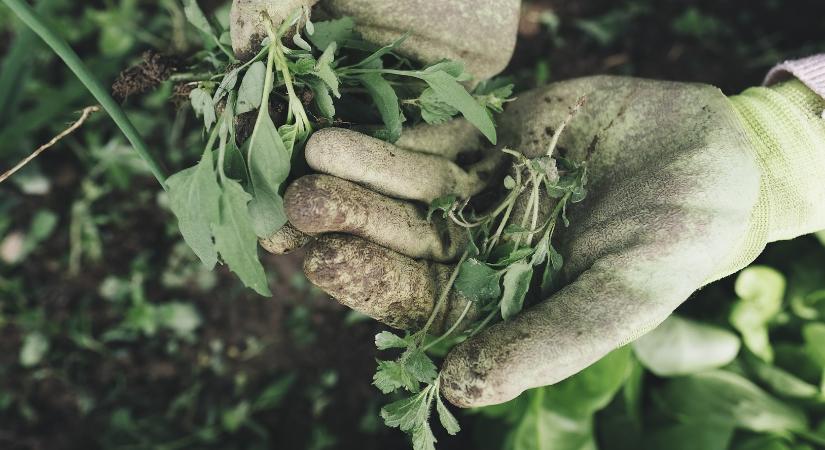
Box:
[727,80,825,267]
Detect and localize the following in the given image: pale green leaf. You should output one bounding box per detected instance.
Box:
[435,395,460,435]
[236,61,267,115]
[381,387,433,432]
[500,262,533,320]
[357,72,402,142]
[412,423,437,450]
[245,107,290,238]
[454,259,502,304]
[633,315,741,376]
[405,351,437,385]
[307,76,335,120]
[307,17,356,50]
[166,149,221,268]
[181,0,214,36]
[189,88,216,131]
[212,179,271,296]
[744,353,820,399]
[314,42,340,98]
[373,360,417,393]
[20,332,49,367]
[375,331,408,350]
[415,70,497,144]
[730,266,786,362]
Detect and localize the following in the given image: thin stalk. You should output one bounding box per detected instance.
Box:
[422,300,473,352]
[419,250,470,340]
[1,0,168,189]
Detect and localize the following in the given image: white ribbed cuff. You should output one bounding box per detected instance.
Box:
[764,54,825,101]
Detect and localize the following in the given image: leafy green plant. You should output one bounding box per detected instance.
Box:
[373,99,589,449]
[165,6,511,294]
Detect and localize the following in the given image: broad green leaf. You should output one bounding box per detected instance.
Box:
[307,17,356,50]
[307,76,335,120]
[415,70,497,144]
[423,60,471,81]
[505,392,595,450]
[454,259,502,304]
[236,61,267,115]
[181,0,214,36]
[189,88,216,131]
[212,179,271,296]
[357,72,402,142]
[166,149,221,269]
[802,322,825,368]
[655,370,807,433]
[495,247,536,266]
[500,262,533,320]
[314,42,340,98]
[375,331,408,350]
[643,423,734,450]
[633,315,740,376]
[418,87,458,125]
[730,266,786,362]
[253,374,296,411]
[221,401,250,432]
[435,395,460,435]
[245,106,290,238]
[426,195,456,221]
[743,353,820,399]
[213,68,240,104]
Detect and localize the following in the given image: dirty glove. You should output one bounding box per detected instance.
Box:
[282,75,825,408]
[230,0,521,80]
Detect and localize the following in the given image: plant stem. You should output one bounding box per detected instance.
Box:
[1,0,168,189]
[419,250,470,340]
[422,300,473,353]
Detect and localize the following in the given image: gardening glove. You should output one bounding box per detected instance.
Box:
[230,0,521,80]
[283,75,825,408]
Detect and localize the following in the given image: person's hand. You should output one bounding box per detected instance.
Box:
[230,0,521,80]
[281,75,825,408]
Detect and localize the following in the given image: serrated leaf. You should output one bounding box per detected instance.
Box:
[307,76,335,120]
[181,0,214,36]
[245,105,290,238]
[314,42,340,98]
[290,57,317,75]
[435,395,460,435]
[375,331,409,350]
[236,62,267,115]
[190,88,216,131]
[415,71,497,144]
[357,72,402,142]
[455,259,502,303]
[212,179,271,296]
[374,360,417,393]
[412,423,437,450]
[405,351,438,385]
[501,262,533,320]
[307,17,356,50]
[166,149,221,269]
[381,387,433,432]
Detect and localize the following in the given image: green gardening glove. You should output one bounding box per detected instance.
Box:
[230,0,521,80]
[282,75,825,407]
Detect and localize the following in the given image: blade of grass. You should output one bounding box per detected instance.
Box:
[0,0,169,189]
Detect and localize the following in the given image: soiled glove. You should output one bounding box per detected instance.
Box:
[282,76,825,408]
[230,0,521,80]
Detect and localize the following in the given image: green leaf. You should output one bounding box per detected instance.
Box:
[656,370,808,433]
[212,179,271,296]
[454,259,502,303]
[816,230,825,247]
[213,68,240,104]
[189,88,216,131]
[404,351,438,385]
[506,392,594,450]
[221,401,250,433]
[374,360,417,393]
[381,387,433,432]
[355,33,409,69]
[435,395,460,435]
[494,247,536,266]
[418,87,458,125]
[474,78,515,113]
[357,72,402,142]
[307,17,356,50]
[307,76,335,120]
[20,332,49,367]
[426,195,456,221]
[412,423,437,450]
[802,322,825,368]
[730,266,786,362]
[181,0,214,36]
[313,42,340,98]
[253,374,297,411]
[633,315,740,376]
[743,353,820,399]
[414,70,497,144]
[500,262,533,320]
[643,423,734,450]
[245,105,290,238]
[375,331,409,350]
[236,61,267,115]
[166,149,221,269]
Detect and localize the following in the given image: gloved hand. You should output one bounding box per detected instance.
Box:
[230,0,521,80]
[281,75,825,408]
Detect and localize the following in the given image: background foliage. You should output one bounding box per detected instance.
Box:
[1,0,824,449]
